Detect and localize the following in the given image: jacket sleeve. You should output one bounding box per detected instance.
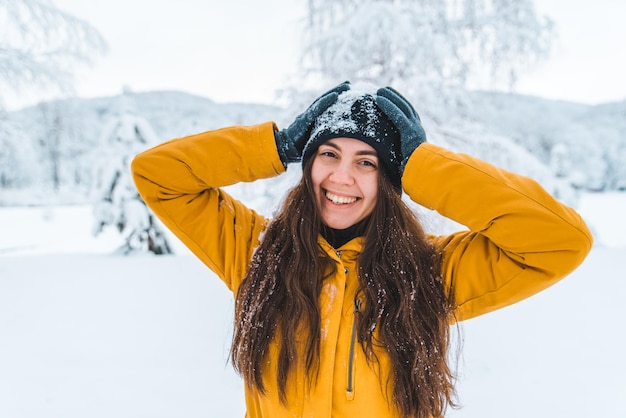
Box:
[131,122,285,292]
[402,143,593,321]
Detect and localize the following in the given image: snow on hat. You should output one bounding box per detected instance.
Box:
[302,89,402,190]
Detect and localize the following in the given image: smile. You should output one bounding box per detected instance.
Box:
[325,191,358,205]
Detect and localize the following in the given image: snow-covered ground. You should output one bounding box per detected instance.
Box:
[1,192,625,417]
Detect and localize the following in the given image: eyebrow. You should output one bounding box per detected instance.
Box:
[322,141,379,157]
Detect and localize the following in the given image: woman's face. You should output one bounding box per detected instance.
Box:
[311,137,379,230]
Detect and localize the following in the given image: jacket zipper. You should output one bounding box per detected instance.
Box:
[346,298,361,400]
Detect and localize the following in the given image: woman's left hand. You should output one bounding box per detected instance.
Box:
[376,87,427,172]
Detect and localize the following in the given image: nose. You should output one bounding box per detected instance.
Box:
[329,161,355,185]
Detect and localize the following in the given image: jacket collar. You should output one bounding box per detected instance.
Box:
[319,235,364,255]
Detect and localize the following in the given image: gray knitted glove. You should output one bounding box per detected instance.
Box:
[375,87,426,172]
[275,81,351,165]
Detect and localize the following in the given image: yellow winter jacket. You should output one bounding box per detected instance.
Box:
[131,121,592,418]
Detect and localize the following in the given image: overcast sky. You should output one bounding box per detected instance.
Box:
[8,0,626,109]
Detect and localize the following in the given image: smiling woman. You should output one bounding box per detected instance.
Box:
[131,81,593,418]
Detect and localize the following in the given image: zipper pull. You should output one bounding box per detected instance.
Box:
[347,298,362,400]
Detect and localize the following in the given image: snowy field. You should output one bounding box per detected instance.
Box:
[1,192,625,417]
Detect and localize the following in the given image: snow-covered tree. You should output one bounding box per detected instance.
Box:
[31,100,93,194]
[609,145,626,191]
[36,102,64,191]
[92,92,172,255]
[0,107,40,190]
[297,0,553,113]
[548,143,580,205]
[0,0,106,102]
[550,143,570,179]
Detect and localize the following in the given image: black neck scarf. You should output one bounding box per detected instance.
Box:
[320,217,370,249]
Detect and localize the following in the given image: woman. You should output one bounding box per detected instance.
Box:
[131,82,592,418]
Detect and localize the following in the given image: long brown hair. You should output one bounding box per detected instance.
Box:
[230,157,457,417]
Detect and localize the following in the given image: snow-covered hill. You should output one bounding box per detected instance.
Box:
[463,91,626,191]
[3,90,625,209]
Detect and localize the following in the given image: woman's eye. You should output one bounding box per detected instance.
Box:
[359,160,377,168]
[320,151,336,158]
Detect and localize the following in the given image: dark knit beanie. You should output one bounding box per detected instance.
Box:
[302,91,402,190]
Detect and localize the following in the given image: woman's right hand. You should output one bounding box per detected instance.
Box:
[275,81,351,165]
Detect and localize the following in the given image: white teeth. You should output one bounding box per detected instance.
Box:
[325,191,357,205]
